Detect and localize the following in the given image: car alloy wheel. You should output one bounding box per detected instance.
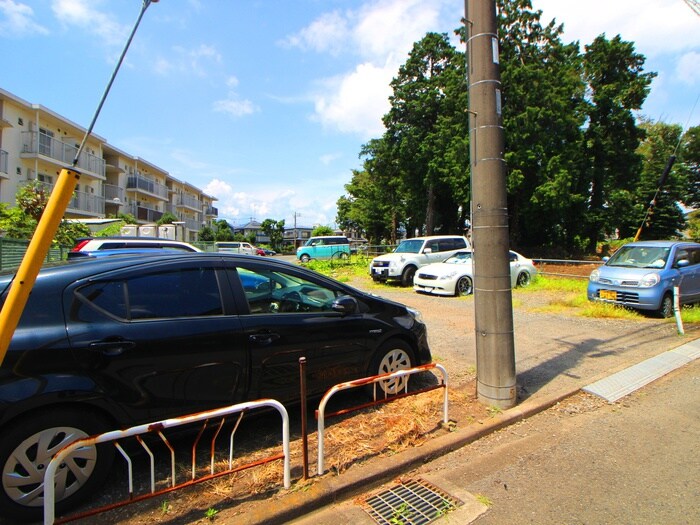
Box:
[0,409,113,521]
[517,271,531,287]
[370,340,415,396]
[456,276,473,296]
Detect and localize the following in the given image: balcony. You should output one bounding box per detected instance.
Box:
[176,194,201,212]
[124,202,164,223]
[21,131,105,178]
[204,205,218,217]
[126,173,169,200]
[32,180,105,216]
[0,149,7,178]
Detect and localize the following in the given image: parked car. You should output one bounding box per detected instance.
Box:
[0,253,430,520]
[215,241,256,255]
[587,240,700,317]
[261,248,277,256]
[296,236,351,263]
[68,237,200,258]
[413,250,537,296]
[370,235,471,286]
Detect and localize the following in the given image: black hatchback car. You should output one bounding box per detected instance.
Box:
[0,253,431,520]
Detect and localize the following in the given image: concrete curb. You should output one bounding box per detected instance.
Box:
[239,387,580,525]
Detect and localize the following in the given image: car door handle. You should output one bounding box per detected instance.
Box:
[249,333,280,345]
[88,340,136,356]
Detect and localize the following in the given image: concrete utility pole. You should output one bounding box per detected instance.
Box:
[465,0,517,409]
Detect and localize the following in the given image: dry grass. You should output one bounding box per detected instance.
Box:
[93,379,490,524]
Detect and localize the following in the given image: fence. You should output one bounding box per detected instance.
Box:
[0,238,68,271]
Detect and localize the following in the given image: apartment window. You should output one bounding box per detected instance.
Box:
[37,173,54,185]
[39,128,54,156]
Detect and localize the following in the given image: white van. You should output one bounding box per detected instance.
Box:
[215,242,256,255]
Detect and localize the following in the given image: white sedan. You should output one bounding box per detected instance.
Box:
[413,250,537,296]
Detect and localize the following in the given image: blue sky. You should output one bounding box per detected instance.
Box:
[1,0,699,229]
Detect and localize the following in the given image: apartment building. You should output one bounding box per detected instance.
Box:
[0,88,218,242]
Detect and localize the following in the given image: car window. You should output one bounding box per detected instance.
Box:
[395,240,424,253]
[237,267,340,314]
[75,267,223,320]
[426,240,440,252]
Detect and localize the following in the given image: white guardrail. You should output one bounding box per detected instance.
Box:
[43,399,290,525]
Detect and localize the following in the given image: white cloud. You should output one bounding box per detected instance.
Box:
[161,44,221,77]
[676,51,700,85]
[533,0,700,57]
[312,63,392,138]
[51,0,127,47]
[0,0,49,36]
[212,97,257,117]
[281,10,350,56]
[286,0,455,138]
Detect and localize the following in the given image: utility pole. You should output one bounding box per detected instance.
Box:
[293,211,301,248]
[465,0,517,409]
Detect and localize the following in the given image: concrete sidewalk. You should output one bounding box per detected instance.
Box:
[224,338,700,525]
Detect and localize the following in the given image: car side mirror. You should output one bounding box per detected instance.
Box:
[423,248,432,254]
[331,295,358,314]
[676,259,690,268]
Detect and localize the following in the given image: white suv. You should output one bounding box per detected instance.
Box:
[370,235,471,286]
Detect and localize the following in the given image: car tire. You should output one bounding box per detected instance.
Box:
[659,293,674,318]
[367,340,415,397]
[516,271,532,287]
[0,408,114,522]
[400,266,417,287]
[300,254,310,263]
[455,276,473,296]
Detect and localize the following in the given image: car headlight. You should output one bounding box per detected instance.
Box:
[589,269,600,282]
[640,272,660,287]
[440,271,458,280]
[406,306,423,324]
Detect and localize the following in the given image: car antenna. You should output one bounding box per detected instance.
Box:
[0,1,160,366]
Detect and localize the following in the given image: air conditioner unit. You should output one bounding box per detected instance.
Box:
[120,225,137,237]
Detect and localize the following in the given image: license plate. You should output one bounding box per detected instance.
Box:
[599,289,617,300]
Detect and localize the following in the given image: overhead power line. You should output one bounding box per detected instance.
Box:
[684,0,700,16]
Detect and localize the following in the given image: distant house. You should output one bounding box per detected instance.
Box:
[283,226,314,248]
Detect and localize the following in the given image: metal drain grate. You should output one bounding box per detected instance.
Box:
[362,478,462,525]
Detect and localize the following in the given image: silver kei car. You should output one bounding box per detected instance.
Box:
[587,240,700,317]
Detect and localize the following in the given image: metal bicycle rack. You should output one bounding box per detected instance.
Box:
[43,399,290,524]
[316,363,449,476]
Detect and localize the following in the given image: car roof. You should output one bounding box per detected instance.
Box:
[623,240,700,248]
[0,253,300,287]
[401,235,466,241]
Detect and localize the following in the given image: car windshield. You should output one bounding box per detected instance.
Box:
[606,245,670,269]
[394,240,424,254]
[443,252,473,264]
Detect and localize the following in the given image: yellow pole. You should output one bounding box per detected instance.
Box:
[0,168,80,363]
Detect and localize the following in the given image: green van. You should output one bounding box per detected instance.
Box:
[296,236,351,262]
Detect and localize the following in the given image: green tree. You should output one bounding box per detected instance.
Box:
[680,125,700,209]
[211,219,234,241]
[494,0,588,254]
[198,225,215,241]
[383,32,468,235]
[156,212,179,225]
[311,225,334,236]
[261,219,285,251]
[582,34,656,249]
[634,120,686,239]
[0,181,89,246]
